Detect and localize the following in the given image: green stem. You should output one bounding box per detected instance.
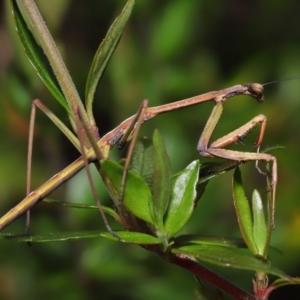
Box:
[19,0,98,144]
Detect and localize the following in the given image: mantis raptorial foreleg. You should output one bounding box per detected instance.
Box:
[197,101,277,227]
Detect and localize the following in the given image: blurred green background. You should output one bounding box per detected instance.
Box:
[1,1,300,299]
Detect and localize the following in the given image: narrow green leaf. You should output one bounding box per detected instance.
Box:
[0,231,104,242]
[265,163,274,239]
[100,231,161,244]
[152,130,173,233]
[0,231,160,244]
[232,167,258,255]
[173,245,290,279]
[198,160,239,185]
[85,0,135,121]
[101,160,155,225]
[35,100,80,150]
[11,0,69,113]
[175,235,280,255]
[252,190,268,257]
[164,160,200,238]
[43,199,121,223]
[174,235,247,249]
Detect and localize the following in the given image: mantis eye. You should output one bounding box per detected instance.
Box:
[248,83,264,102]
[250,83,264,95]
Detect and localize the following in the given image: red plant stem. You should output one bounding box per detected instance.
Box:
[142,244,255,300]
[170,253,255,300]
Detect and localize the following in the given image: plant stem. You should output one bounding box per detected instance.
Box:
[171,253,256,300]
[19,0,98,143]
[143,244,256,300]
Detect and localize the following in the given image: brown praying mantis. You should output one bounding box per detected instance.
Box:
[0,81,279,231]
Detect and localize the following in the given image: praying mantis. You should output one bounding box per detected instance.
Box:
[0,81,277,231]
[1,0,285,235]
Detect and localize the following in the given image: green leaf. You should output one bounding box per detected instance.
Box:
[252,190,268,257]
[265,163,274,235]
[164,160,200,238]
[173,245,290,279]
[85,0,135,121]
[198,161,239,185]
[174,235,247,249]
[152,130,173,234]
[232,167,258,255]
[11,0,69,113]
[0,231,160,244]
[43,198,122,223]
[129,137,154,187]
[100,231,161,244]
[101,160,155,225]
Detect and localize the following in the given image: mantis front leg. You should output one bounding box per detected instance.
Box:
[197,101,277,228]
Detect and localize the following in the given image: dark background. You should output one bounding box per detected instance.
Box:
[0,1,300,299]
